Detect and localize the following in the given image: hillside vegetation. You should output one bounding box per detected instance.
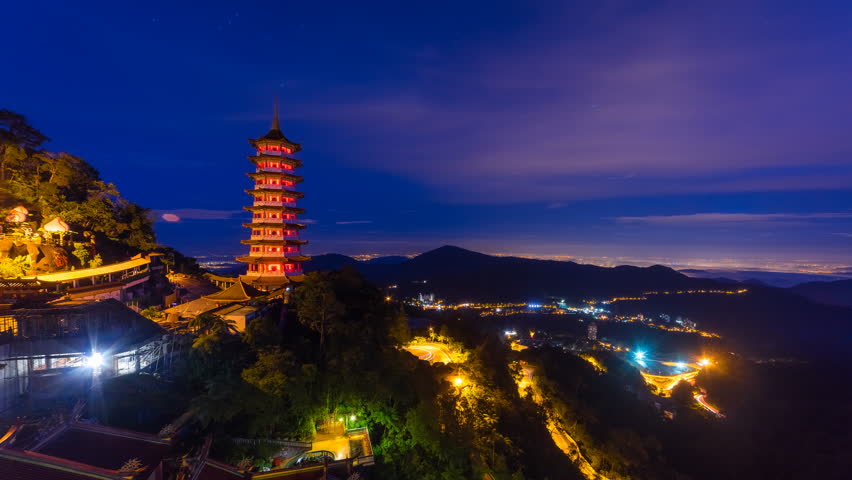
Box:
[0,109,156,255]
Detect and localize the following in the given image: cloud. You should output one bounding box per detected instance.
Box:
[157,209,243,222]
[615,213,852,225]
[336,220,373,225]
[304,3,852,203]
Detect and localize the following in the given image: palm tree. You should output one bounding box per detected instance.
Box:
[189,313,237,353]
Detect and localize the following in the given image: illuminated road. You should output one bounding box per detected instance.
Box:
[636,360,701,396]
[518,363,609,480]
[403,342,453,364]
[694,394,725,417]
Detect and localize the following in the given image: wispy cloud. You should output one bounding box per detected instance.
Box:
[336,220,373,225]
[615,213,852,225]
[304,3,852,203]
[157,209,243,222]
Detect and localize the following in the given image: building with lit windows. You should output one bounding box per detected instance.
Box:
[0,299,168,414]
[236,105,310,291]
[587,322,597,341]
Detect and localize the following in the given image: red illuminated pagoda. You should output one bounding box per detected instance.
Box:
[236,104,310,290]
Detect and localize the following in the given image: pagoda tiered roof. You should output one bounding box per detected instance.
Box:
[241,238,308,246]
[247,154,303,168]
[244,188,305,198]
[202,280,265,303]
[243,205,306,214]
[242,221,307,229]
[240,274,306,286]
[246,171,304,183]
[235,255,312,264]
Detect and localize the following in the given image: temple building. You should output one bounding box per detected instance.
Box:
[236,105,310,291]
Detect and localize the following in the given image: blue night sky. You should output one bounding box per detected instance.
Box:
[3,1,852,272]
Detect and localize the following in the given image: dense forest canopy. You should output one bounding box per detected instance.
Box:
[0,109,157,253]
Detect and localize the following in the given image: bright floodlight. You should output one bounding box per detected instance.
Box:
[350,415,356,421]
[85,352,103,368]
[634,350,646,361]
[453,376,464,387]
[698,358,711,367]
[676,362,687,369]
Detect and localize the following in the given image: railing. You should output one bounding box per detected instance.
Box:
[253,201,298,207]
[248,251,303,257]
[254,184,297,192]
[232,437,312,449]
[257,166,295,173]
[250,235,300,241]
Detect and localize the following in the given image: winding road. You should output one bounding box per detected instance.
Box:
[403,342,453,364]
[519,363,609,480]
[694,394,725,417]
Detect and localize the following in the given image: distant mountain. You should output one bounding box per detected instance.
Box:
[305,246,852,359]
[365,255,409,265]
[305,253,361,272]
[790,279,852,307]
[680,268,846,288]
[307,245,716,302]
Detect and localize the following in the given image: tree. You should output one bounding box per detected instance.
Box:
[89,253,103,268]
[241,348,293,397]
[190,313,237,353]
[71,242,91,268]
[293,272,345,350]
[388,304,411,344]
[0,256,32,278]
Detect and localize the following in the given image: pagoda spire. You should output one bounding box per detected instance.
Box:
[271,100,281,132]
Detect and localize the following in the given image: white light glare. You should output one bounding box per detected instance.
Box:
[86,352,103,368]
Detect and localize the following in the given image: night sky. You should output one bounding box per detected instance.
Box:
[4,1,851,272]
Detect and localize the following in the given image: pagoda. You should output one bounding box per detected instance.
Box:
[236,104,310,290]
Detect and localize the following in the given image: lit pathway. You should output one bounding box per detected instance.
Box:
[518,363,610,480]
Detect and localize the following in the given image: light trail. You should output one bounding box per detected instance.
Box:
[695,394,725,417]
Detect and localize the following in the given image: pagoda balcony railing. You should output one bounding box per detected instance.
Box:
[253,200,298,207]
[248,251,303,257]
[257,166,295,173]
[248,217,298,224]
[253,184,297,191]
[251,235,299,241]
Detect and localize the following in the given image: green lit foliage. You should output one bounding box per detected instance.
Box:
[89,253,103,268]
[0,110,156,253]
[71,242,90,268]
[0,255,32,278]
[189,313,237,353]
[139,306,164,322]
[293,271,345,349]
